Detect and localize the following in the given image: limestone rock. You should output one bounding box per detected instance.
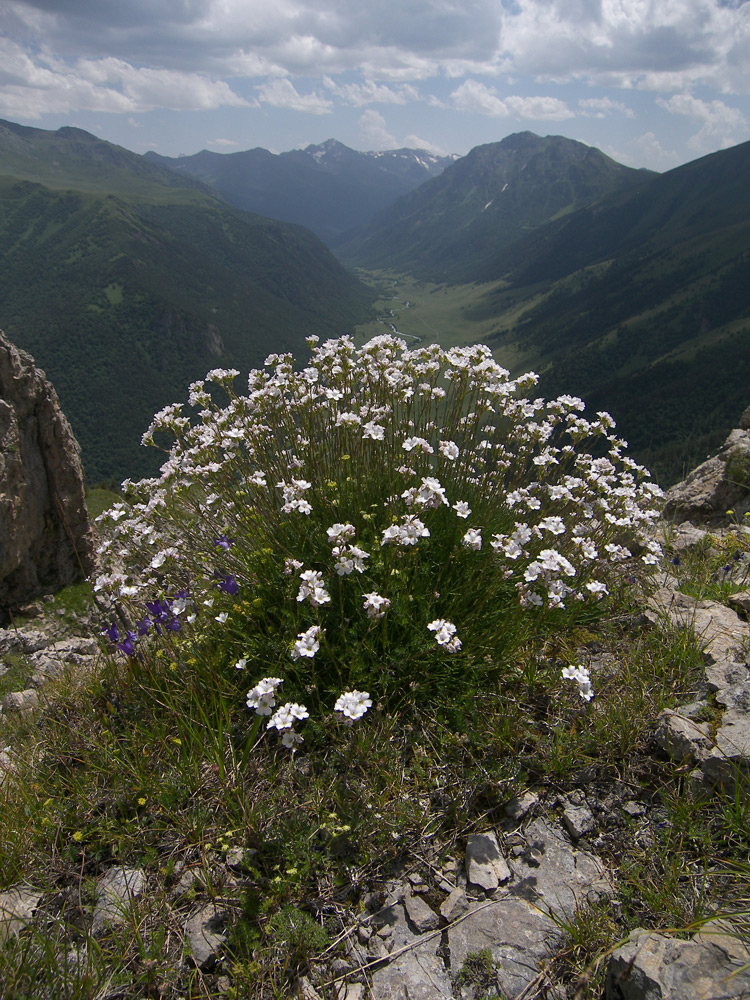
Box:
[0,331,95,612]
[655,708,712,763]
[0,885,42,943]
[663,423,750,524]
[369,902,452,1000]
[403,894,439,933]
[92,867,145,936]
[606,926,750,999]
[465,832,511,891]
[447,895,565,1000]
[183,903,228,970]
[2,688,39,713]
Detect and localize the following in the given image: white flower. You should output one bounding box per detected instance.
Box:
[247,676,283,715]
[439,440,460,461]
[268,702,310,730]
[292,625,323,659]
[297,569,331,606]
[453,501,471,519]
[215,612,229,623]
[538,516,566,536]
[427,619,462,651]
[463,528,482,550]
[336,411,361,427]
[281,730,304,749]
[402,436,434,454]
[327,522,356,544]
[334,690,373,720]
[561,665,594,701]
[235,657,248,670]
[363,592,391,618]
[363,420,385,440]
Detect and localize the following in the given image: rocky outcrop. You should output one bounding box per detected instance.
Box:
[0,331,95,612]
[664,405,750,524]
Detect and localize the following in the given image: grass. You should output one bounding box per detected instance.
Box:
[0,547,748,999]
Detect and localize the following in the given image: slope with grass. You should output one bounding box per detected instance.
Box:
[0,121,374,484]
[339,132,651,283]
[349,138,750,487]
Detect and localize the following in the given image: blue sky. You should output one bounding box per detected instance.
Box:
[1,0,749,170]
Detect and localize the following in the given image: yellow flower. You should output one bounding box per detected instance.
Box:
[72,831,83,842]
[171,737,182,746]
[137,797,147,806]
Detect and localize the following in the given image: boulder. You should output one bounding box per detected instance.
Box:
[0,331,95,612]
[606,925,750,999]
[664,421,750,525]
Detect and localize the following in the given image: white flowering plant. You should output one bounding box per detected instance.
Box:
[96,334,663,737]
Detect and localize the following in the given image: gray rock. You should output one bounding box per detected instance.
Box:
[92,867,145,936]
[440,887,470,923]
[447,895,565,1000]
[2,688,39,713]
[663,424,750,525]
[729,589,750,614]
[669,521,708,551]
[0,331,96,611]
[465,832,511,891]
[560,798,596,840]
[369,902,452,1000]
[654,708,712,763]
[0,628,49,655]
[702,709,750,790]
[606,926,750,999]
[649,589,750,663]
[404,894,439,933]
[509,818,611,917]
[0,885,42,943]
[503,790,540,824]
[183,903,228,970]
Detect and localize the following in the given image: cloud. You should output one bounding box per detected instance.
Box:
[450,80,574,120]
[403,133,449,156]
[256,77,332,114]
[322,76,419,107]
[578,96,635,118]
[358,109,396,149]
[1,0,750,133]
[658,91,747,151]
[0,37,248,117]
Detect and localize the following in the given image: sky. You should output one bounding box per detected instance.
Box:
[1,0,749,171]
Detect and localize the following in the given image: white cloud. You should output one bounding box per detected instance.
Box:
[208,137,240,147]
[256,77,332,114]
[658,91,747,151]
[322,76,419,107]
[450,80,574,120]
[578,96,635,118]
[403,133,449,156]
[358,109,396,149]
[0,37,248,117]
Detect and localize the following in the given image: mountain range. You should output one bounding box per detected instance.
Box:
[144,140,454,246]
[335,131,750,483]
[0,119,373,483]
[1,117,748,489]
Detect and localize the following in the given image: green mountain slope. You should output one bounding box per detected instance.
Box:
[339,132,650,282]
[0,124,373,484]
[474,140,750,483]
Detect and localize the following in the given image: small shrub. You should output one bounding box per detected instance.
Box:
[96,335,663,746]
